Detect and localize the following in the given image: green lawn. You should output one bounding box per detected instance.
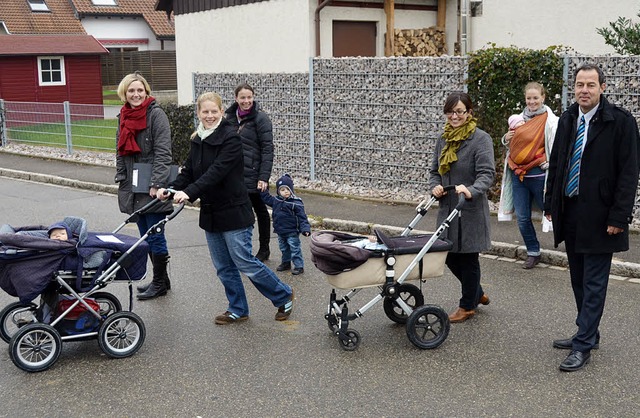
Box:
[103,89,122,106]
[8,118,117,151]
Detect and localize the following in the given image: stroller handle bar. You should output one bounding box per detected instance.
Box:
[112,189,183,234]
[404,185,464,236]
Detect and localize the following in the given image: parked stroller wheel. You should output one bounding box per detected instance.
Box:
[98,312,146,359]
[406,305,450,350]
[338,329,361,351]
[92,292,122,317]
[1,302,38,344]
[9,323,62,372]
[383,284,425,324]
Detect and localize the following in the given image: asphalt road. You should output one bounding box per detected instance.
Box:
[1,178,640,417]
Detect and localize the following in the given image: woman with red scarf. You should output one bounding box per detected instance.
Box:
[115,73,174,300]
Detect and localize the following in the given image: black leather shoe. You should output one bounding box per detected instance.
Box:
[276,262,291,272]
[553,334,599,350]
[559,350,590,372]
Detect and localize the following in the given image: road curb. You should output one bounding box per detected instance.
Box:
[4,168,640,279]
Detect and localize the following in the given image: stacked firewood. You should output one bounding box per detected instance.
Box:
[393,27,447,57]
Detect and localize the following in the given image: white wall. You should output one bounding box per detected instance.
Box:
[319,6,436,56]
[468,1,636,54]
[174,0,312,104]
[81,17,175,51]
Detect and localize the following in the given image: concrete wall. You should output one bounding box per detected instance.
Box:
[174,0,312,104]
[81,17,175,51]
[469,1,637,54]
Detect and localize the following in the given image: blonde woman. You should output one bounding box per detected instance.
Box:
[115,72,173,300]
[157,92,294,325]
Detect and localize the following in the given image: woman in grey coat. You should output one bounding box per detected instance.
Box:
[115,73,174,300]
[429,91,496,323]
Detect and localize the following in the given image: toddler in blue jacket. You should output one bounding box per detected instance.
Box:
[261,174,311,275]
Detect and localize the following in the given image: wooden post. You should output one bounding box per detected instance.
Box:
[437,0,446,29]
[384,0,395,56]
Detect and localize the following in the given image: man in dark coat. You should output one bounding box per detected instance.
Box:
[544,63,640,372]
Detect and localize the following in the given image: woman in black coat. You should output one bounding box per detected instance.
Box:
[158,92,293,325]
[225,83,274,261]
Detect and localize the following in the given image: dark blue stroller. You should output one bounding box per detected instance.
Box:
[0,198,183,372]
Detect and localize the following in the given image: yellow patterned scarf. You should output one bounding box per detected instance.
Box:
[438,117,478,175]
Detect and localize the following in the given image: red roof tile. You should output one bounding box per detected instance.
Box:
[0,0,86,34]
[0,34,109,56]
[69,0,174,39]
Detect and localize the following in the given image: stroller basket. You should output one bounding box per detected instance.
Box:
[311,230,452,289]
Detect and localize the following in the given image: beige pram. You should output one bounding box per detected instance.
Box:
[311,188,465,351]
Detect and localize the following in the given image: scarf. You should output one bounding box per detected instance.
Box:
[236,104,253,120]
[508,111,548,180]
[196,118,222,140]
[438,116,478,175]
[118,96,155,156]
[523,105,547,121]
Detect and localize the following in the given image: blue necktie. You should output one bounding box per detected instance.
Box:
[566,116,585,197]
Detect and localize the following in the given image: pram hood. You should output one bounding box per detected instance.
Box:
[310,231,375,275]
[0,217,149,303]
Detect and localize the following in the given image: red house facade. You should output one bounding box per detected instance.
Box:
[0,34,108,104]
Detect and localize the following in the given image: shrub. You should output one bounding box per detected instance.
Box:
[159,103,195,165]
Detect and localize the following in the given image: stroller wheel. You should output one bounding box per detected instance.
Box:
[9,323,62,372]
[338,329,361,351]
[98,312,146,359]
[406,305,450,350]
[92,292,122,317]
[1,302,38,344]
[383,284,424,324]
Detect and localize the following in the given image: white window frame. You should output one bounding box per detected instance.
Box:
[37,56,66,86]
[27,0,50,12]
[91,0,117,5]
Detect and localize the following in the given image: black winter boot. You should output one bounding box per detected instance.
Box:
[137,253,171,293]
[137,253,169,300]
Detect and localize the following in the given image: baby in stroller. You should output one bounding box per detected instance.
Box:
[0,215,150,372]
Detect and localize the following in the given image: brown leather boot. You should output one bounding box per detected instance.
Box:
[448,307,476,323]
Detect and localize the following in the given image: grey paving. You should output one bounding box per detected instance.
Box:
[1,150,639,279]
[0,177,639,417]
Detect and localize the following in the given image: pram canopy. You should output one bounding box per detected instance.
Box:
[0,217,149,303]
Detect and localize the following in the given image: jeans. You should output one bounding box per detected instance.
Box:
[278,233,303,268]
[511,169,545,256]
[136,213,168,255]
[205,226,292,317]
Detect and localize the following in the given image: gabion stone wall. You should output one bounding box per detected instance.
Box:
[312,57,466,199]
[194,56,467,201]
[193,55,640,223]
[193,73,311,183]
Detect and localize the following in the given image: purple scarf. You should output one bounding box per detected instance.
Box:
[237,104,253,119]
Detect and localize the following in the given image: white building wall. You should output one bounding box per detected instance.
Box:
[468,1,636,54]
[81,17,175,51]
[319,7,436,57]
[174,0,312,104]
